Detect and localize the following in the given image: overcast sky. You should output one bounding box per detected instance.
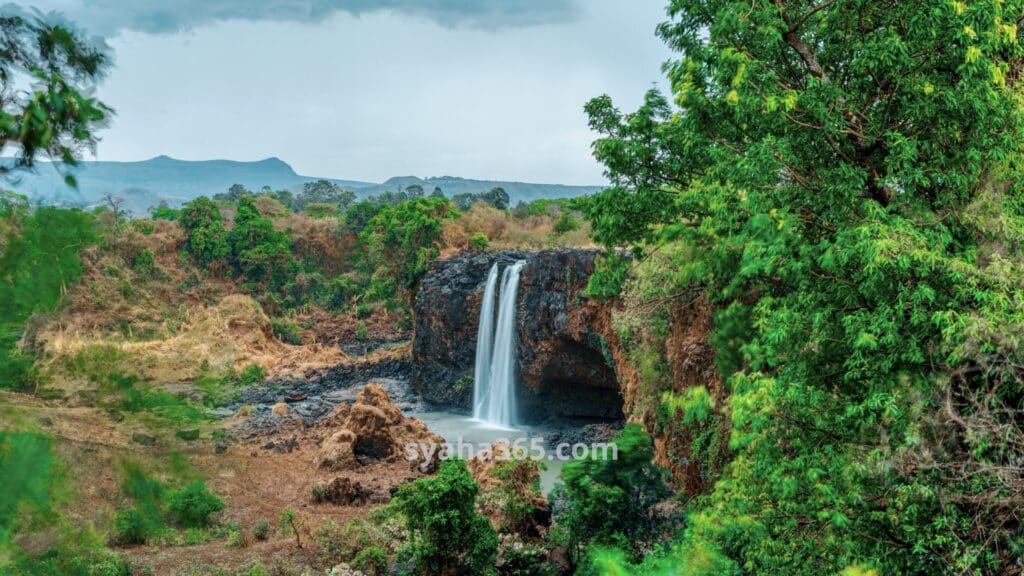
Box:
[27,0,672,185]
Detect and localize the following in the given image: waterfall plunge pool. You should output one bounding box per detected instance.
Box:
[412,409,586,496]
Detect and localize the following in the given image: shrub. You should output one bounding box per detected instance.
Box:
[358,197,457,298]
[313,518,387,566]
[237,363,265,386]
[226,525,247,548]
[469,232,489,250]
[270,318,302,345]
[165,480,224,528]
[252,519,270,541]
[552,211,580,236]
[150,202,180,221]
[277,509,302,548]
[355,321,368,341]
[390,459,497,575]
[496,535,551,576]
[174,429,200,441]
[132,248,157,278]
[111,507,150,545]
[352,546,388,576]
[552,424,669,561]
[305,202,338,219]
[310,483,328,503]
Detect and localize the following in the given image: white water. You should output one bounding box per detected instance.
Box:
[472,264,500,419]
[473,260,526,429]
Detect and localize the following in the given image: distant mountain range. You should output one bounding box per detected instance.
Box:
[3,156,605,215]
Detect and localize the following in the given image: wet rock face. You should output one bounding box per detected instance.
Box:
[412,249,623,422]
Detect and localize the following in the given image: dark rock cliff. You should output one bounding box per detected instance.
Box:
[412,249,623,422]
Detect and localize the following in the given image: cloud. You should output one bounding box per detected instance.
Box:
[28,0,580,36]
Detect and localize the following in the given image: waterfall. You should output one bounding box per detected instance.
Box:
[472,263,500,419]
[472,260,526,428]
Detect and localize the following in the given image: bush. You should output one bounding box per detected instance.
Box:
[252,519,270,541]
[469,232,489,250]
[552,424,670,561]
[305,202,338,219]
[312,518,382,565]
[391,459,497,575]
[165,480,224,528]
[552,211,580,236]
[352,546,388,576]
[310,483,328,503]
[174,429,200,441]
[111,507,150,545]
[132,248,157,278]
[270,318,302,345]
[237,363,265,386]
[355,321,368,341]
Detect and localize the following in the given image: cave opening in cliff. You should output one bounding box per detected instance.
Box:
[518,341,623,423]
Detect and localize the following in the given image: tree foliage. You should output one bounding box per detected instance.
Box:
[178,196,229,267]
[358,196,456,299]
[227,195,296,288]
[293,179,356,213]
[580,0,1024,573]
[0,205,96,388]
[552,424,670,562]
[390,459,498,576]
[0,8,111,185]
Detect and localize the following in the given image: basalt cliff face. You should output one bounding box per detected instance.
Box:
[412,249,726,492]
[412,249,621,422]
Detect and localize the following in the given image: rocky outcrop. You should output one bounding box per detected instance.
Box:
[316,383,442,472]
[412,249,622,422]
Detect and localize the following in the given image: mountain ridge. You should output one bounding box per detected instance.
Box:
[4,156,604,214]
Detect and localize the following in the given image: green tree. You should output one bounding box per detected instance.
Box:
[213,183,250,202]
[483,187,509,210]
[0,9,111,185]
[552,424,670,561]
[294,179,356,212]
[343,200,381,234]
[390,459,497,576]
[552,210,580,236]
[358,196,456,299]
[178,196,229,267]
[227,196,295,287]
[582,0,1024,574]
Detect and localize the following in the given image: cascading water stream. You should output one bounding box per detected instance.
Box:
[472,260,526,429]
[472,263,500,419]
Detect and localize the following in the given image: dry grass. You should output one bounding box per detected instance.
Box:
[440,201,594,257]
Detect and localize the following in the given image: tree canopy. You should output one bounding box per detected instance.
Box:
[580,0,1024,573]
[0,9,111,184]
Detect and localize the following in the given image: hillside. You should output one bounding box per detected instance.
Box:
[360,175,605,205]
[5,156,605,215]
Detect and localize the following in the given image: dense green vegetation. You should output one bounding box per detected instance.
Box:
[0,197,98,389]
[551,424,671,564]
[390,459,499,576]
[574,0,1024,573]
[13,0,1024,573]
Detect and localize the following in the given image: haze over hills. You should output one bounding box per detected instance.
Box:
[4,156,605,214]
